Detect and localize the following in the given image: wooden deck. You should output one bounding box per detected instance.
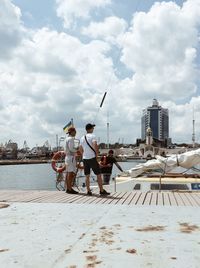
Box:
[1,190,200,206]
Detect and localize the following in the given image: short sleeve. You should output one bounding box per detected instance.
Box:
[91,134,97,143]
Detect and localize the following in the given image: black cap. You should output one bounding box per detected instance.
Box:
[85,123,95,130]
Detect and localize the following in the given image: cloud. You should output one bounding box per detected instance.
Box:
[0,0,24,58]
[1,0,200,147]
[56,0,111,29]
[120,1,200,102]
[0,24,116,146]
[82,16,128,43]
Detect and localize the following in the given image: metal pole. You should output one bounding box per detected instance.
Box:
[107,111,109,149]
[107,122,109,149]
[56,134,58,151]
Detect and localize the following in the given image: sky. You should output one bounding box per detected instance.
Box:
[0,0,200,148]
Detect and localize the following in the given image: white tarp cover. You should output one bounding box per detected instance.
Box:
[129,149,200,177]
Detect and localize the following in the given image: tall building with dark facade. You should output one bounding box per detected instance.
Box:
[141,99,169,142]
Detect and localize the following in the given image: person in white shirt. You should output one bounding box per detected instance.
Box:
[79,123,110,196]
[65,127,79,194]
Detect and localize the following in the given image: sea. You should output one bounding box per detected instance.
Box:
[0,161,141,191]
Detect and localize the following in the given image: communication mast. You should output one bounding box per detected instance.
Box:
[107,111,109,149]
[192,108,195,148]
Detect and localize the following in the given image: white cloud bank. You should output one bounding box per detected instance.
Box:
[82,16,128,43]
[56,0,111,29]
[0,0,24,58]
[0,0,200,147]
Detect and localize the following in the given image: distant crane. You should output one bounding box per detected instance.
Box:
[44,140,50,149]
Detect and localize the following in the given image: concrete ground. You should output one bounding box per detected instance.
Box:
[0,202,199,268]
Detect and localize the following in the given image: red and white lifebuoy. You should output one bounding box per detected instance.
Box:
[51,151,66,173]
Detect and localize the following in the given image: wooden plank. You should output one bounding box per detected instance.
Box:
[82,190,118,205]
[162,192,171,206]
[0,191,25,200]
[173,192,185,206]
[184,193,199,206]
[150,192,157,205]
[129,191,142,205]
[52,190,91,203]
[136,192,148,205]
[142,192,152,206]
[116,192,132,205]
[178,193,192,206]
[73,193,95,204]
[5,191,45,202]
[103,192,125,205]
[44,192,74,203]
[59,193,87,203]
[168,192,178,206]
[0,192,19,201]
[189,193,200,206]
[122,192,137,205]
[0,190,199,207]
[26,191,64,202]
[100,192,125,205]
[157,192,164,206]
[26,192,61,203]
[0,190,31,201]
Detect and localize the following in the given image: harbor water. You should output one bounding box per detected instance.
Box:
[0,161,141,191]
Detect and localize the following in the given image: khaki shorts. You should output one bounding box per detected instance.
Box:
[65,155,76,173]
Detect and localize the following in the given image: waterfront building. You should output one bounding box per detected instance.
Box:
[141,99,169,144]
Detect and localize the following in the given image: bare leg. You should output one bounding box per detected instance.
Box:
[64,172,68,190]
[71,172,76,187]
[85,175,90,192]
[97,174,103,192]
[67,172,75,190]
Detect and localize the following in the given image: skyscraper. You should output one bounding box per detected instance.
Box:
[141,99,169,142]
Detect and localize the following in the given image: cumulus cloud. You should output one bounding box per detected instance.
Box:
[1,0,200,147]
[0,24,115,146]
[120,1,200,103]
[56,0,111,29]
[82,16,128,43]
[0,0,24,58]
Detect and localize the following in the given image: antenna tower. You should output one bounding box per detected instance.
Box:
[192,109,195,148]
[107,111,109,149]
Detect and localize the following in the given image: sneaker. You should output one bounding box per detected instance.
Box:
[87,190,93,196]
[100,189,110,195]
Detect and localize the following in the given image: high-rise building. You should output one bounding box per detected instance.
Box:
[141,99,169,142]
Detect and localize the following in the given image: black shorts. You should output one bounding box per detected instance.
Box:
[83,157,101,175]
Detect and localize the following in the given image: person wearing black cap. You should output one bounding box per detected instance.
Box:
[64,127,79,194]
[79,123,110,196]
[99,149,123,185]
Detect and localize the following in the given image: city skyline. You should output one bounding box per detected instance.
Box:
[0,0,200,147]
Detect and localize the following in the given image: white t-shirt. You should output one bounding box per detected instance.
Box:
[80,133,97,159]
[65,136,79,156]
